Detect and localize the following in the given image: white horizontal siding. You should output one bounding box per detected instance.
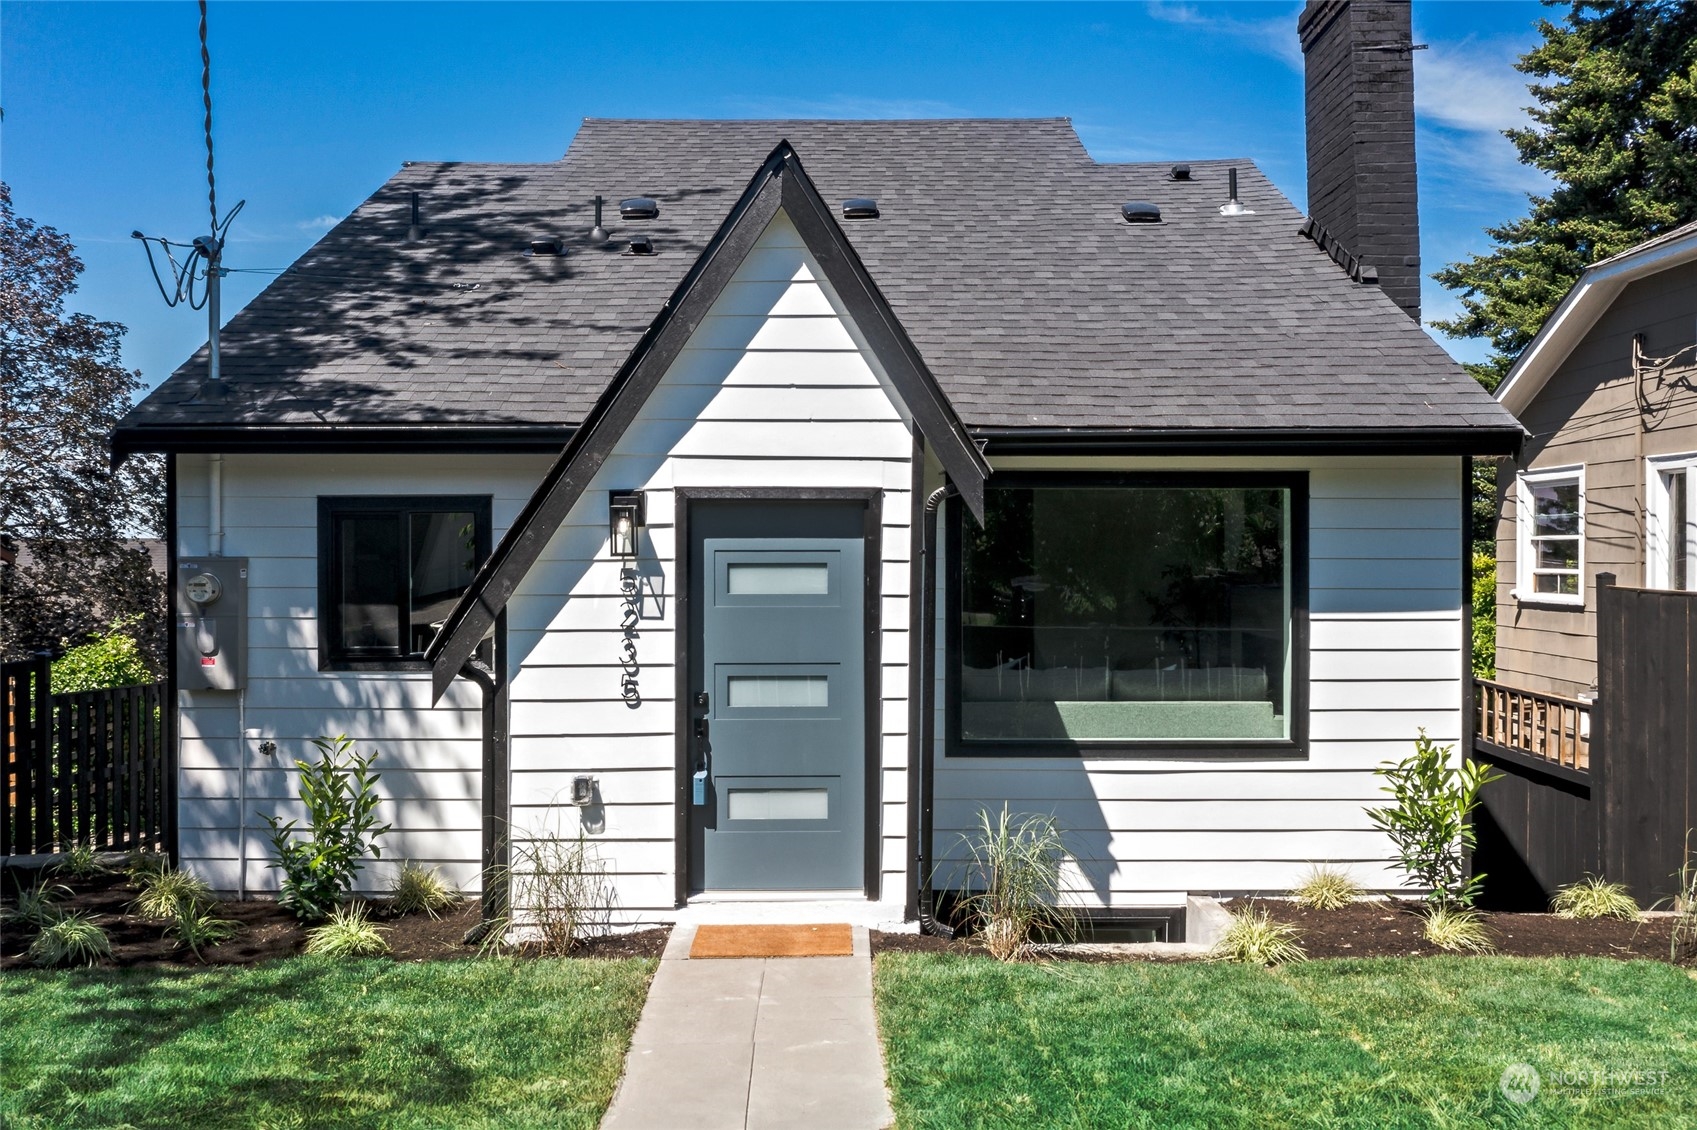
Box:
[933,455,1465,905]
[506,211,917,921]
[174,453,552,895]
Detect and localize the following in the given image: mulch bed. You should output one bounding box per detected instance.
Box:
[1,869,670,970]
[871,899,1685,964]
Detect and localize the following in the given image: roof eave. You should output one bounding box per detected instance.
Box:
[973,425,1524,458]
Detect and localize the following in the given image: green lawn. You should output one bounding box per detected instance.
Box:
[0,955,655,1130]
[875,954,1697,1129]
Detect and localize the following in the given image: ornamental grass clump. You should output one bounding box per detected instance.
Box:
[28,912,111,967]
[165,903,239,960]
[1210,907,1307,966]
[124,850,170,887]
[1366,730,1502,909]
[1552,875,1640,921]
[390,860,460,919]
[304,902,390,957]
[952,804,1079,961]
[5,880,70,928]
[131,867,213,920]
[1293,865,1360,910]
[1422,905,1494,953]
[482,824,616,956]
[53,844,107,878]
[1672,837,1697,965]
[262,735,391,921]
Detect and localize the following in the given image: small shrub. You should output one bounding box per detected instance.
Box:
[262,735,392,922]
[132,867,213,920]
[53,844,107,878]
[390,860,459,918]
[124,850,170,887]
[1366,730,1503,908]
[28,912,111,967]
[1552,875,1640,921]
[952,804,1079,961]
[1422,905,1494,952]
[484,823,615,957]
[1211,907,1307,965]
[1672,836,1697,965]
[1292,865,1359,910]
[304,902,390,957]
[4,881,71,928]
[165,903,239,959]
[51,619,154,693]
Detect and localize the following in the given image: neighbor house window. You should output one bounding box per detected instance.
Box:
[950,475,1305,753]
[1648,455,1697,591]
[1516,467,1584,604]
[318,496,491,667]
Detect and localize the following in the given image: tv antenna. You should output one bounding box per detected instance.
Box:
[132,0,246,397]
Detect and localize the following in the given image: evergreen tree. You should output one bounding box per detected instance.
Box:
[0,183,166,668]
[1434,0,1697,388]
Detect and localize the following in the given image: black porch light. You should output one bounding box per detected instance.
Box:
[609,491,647,558]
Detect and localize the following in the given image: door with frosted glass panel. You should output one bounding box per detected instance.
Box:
[688,502,865,891]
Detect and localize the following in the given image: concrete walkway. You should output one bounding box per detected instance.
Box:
[601,924,894,1130]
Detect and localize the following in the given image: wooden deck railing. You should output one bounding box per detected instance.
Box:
[1474,678,1590,773]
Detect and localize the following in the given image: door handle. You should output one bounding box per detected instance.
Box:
[694,716,709,741]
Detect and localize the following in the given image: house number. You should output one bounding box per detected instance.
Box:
[620,567,641,707]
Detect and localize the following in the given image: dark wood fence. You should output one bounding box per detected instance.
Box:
[1596,581,1697,905]
[2,656,172,857]
[1475,580,1697,909]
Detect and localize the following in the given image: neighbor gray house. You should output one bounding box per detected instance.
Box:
[114,0,1520,938]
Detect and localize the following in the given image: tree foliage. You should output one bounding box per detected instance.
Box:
[0,183,166,667]
[50,619,155,693]
[1433,1,1697,386]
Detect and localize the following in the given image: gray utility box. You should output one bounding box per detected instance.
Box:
[176,557,248,691]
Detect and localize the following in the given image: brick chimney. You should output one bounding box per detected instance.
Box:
[1298,0,1421,321]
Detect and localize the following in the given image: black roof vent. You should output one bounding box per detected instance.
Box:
[1121,201,1162,224]
[1169,164,1192,181]
[527,239,564,256]
[626,233,655,256]
[619,197,659,220]
[842,198,879,220]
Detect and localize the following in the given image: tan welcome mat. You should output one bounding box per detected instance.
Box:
[689,923,854,958]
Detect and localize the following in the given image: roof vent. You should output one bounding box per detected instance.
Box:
[842,198,879,220]
[1219,168,1254,216]
[527,239,565,256]
[1169,164,1192,181]
[620,197,659,220]
[589,195,609,244]
[627,233,655,256]
[406,192,423,242]
[1121,201,1162,224]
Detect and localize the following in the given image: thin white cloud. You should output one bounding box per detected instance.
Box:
[298,214,340,232]
[1144,1,1304,70]
[1414,39,1535,135]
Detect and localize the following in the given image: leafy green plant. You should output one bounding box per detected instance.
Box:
[124,849,170,887]
[52,844,107,878]
[132,867,213,920]
[1552,875,1640,921]
[482,822,615,957]
[1365,731,1503,908]
[1292,865,1359,910]
[390,860,460,919]
[166,903,239,960]
[303,902,390,957]
[951,804,1078,961]
[1422,905,1494,953]
[1471,550,1497,679]
[4,880,71,928]
[50,618,155,692]
[262,735,392,922]
[1210,907,1307,965]
[28,912,112,967]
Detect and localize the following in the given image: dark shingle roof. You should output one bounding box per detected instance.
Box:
[118,118,1516,438]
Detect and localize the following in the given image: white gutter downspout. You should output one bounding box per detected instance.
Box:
[208,453,225,558]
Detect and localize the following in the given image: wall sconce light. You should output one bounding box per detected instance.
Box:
[609,491,646,558]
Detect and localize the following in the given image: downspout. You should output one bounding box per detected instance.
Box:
[457,613,509,944]
[917,483,957,938]
[208,454,224,557]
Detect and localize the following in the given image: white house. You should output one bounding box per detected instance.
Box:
[114,2,1522,940]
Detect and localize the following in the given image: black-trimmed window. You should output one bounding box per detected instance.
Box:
[318,496,491,669]
[948,474,1308,756]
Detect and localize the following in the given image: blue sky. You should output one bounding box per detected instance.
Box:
[3,1,1551,392]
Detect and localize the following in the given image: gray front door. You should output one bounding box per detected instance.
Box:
[688,501,867,891]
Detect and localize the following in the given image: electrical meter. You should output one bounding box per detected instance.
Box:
[176,558,247,690]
